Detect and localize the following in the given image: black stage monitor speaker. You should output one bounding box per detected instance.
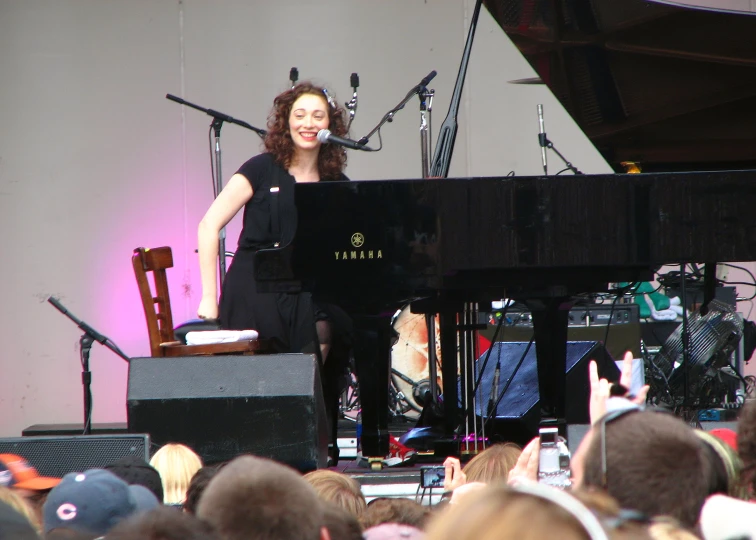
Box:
[0,434,149,478]
[127,354,327,471]
[475,341,619,445]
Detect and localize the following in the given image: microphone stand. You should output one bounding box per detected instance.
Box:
[165,94,266,286]
[357,70,437,147]
[541,134,583,175]
[345,73,359,132]
[47,297,130,435]
[419,88,435,178]
[417,83,442,429]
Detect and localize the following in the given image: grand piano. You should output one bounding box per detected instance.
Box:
[256,0,756,461]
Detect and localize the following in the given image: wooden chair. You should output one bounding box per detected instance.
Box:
[132,246,268,357]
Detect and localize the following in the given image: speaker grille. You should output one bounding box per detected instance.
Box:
[0,435,150,478]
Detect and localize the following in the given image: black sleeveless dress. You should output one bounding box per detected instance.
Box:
[219,153,348,354]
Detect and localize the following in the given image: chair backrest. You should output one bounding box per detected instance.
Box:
[132,247,176,357]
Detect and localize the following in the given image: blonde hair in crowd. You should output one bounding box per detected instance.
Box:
[303,469,367,519]
[463,442,522,483]
[426,483,595,540]
[149,443,203,504]
[0,486,41,532]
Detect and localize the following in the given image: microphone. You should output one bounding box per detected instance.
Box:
[290,67,299,88]
[419,70,437,88]
[317,129,374,151]
[537,104,548,175]
[350,72,360,90]
[488,363,501,417]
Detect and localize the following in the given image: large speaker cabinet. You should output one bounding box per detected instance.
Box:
[127,354,327,471]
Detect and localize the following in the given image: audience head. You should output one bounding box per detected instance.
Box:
[695,429,747,499]
[196,454,326,540]
[426,482,610,540]
[738,398,756,496]
[42,468,158,536]
[304,469,366,519]
[462,442,521,483]
[709,427,737,451]
[0,454,61,527]
[105,455,164,502]
[699,494,756,540]
[44,529,99,540]
[321,502,363,540]
[0,454,60,493]
[0,498,40,540]
[183,464,223,516]
[149,443,203,505]
[364,523,426,540]
[572,409,711,528]
[360,497,430,530]
[105,506,219,540]
[0,485,40,532]
[570,488,697,539]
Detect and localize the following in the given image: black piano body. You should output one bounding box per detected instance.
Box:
[255,170,756,458]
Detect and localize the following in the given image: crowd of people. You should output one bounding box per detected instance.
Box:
[2,353,756,539]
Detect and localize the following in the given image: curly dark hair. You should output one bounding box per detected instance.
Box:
[264,81,348,180]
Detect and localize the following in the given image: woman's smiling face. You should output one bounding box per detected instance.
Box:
[289,93,329,152]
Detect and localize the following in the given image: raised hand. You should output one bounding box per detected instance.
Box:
[508,436,540,484]
[589,351,649,425]
[443,456,467,492]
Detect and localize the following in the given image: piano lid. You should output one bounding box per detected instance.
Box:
[486,0,756,172]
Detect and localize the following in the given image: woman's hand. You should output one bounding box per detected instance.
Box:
[197,297,219,321]
[508,437,540,485]
[589,351,650,425]
[443,456,467,492]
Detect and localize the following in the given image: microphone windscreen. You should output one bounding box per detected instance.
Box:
[316,129,331,143]
[421,70,437,87]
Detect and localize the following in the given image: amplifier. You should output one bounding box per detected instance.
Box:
[493,303,640,327]
[483,303,641,359]
[0,434,149,478]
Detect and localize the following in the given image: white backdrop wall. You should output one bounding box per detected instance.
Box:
[3,1,745,438]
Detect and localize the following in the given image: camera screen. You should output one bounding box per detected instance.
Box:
[420,466,446,488]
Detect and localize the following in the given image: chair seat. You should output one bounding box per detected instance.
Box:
[160,340,268,356]
[174,319,221,345]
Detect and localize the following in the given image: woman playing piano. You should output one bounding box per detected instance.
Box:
[196,82,350,360]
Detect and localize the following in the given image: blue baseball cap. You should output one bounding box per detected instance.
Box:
[42,468,150,535]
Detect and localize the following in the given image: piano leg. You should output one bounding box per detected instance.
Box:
[352,314,392,462]
[526,297,573,432]
[439,308,460,439]
[700,261,718,316]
